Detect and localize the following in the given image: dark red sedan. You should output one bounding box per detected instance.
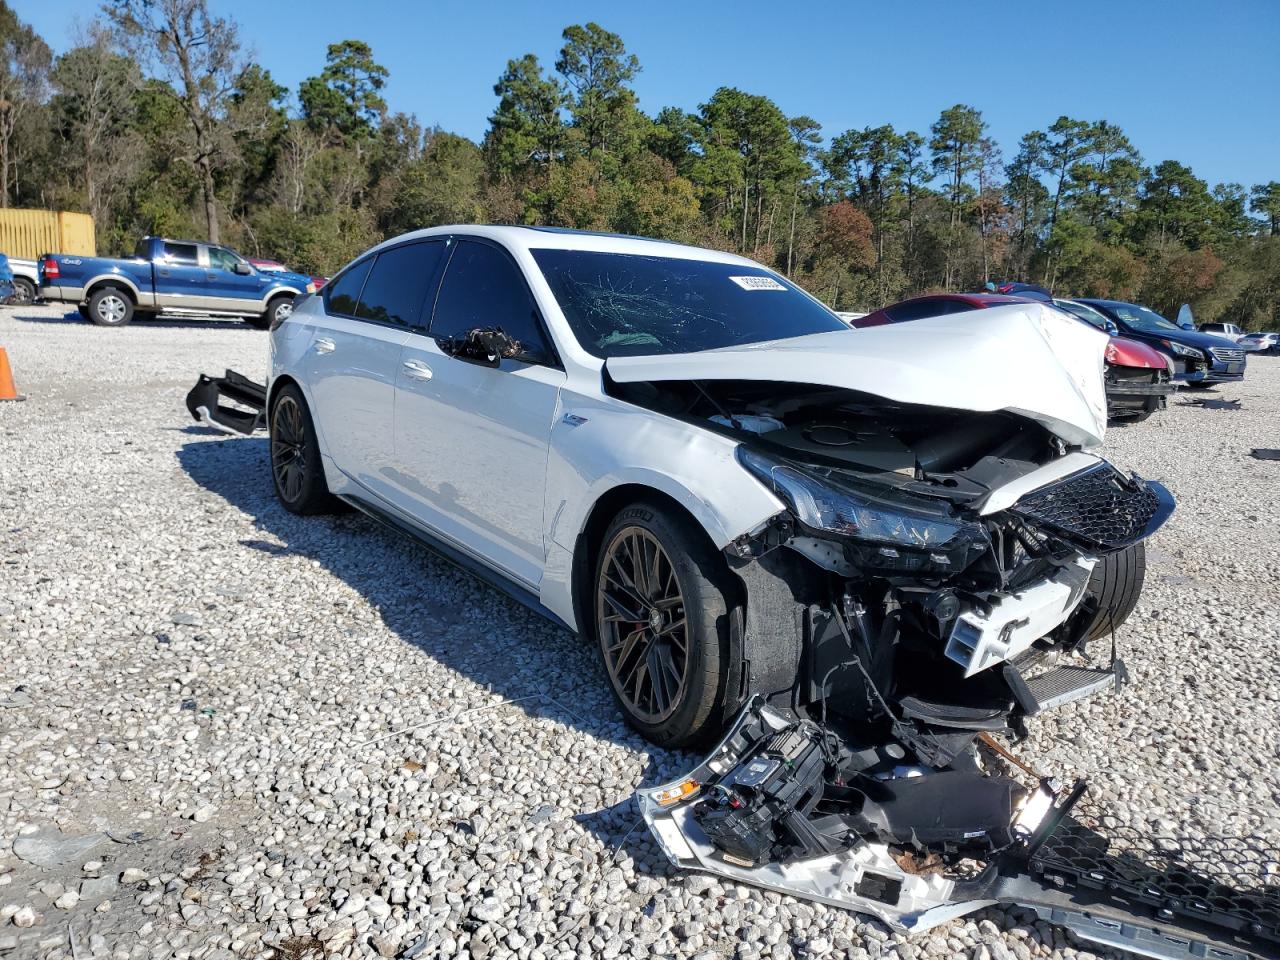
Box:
[847,293,1174,422]
[850,292,1035,328]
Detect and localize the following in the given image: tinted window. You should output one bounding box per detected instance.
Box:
[531,249,844,358]
[432,241,552,364]
[1108,304,1180,333]
[887,299,976,323]
[207,247,243,271]
[162,242,198,265]
[354,241,446,328]
[1055,300,1108,330]
[325,258,373,317]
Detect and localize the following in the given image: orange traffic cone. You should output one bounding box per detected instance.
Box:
[0,347,25,402]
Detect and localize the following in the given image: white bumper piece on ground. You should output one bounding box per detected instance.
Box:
[637,705,1055,933]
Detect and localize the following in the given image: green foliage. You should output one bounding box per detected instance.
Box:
[299,40,388,139]
[7,13,1277,328]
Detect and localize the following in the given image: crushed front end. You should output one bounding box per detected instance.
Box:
[623,382,1273,958]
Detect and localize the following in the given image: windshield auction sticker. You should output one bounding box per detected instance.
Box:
[729,275,787,291]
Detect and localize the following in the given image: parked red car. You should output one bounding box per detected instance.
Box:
[849,293,1174,422]
[850,292,1030,328]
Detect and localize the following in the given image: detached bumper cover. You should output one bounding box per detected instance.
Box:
[185,370,267,435]
[640,702,1279,960]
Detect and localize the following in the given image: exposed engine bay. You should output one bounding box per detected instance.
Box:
[609,377,1173,751]
[605,378,1280,958]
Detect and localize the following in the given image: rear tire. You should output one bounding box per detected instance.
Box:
[593,501,735,748]
[1075,542,1147,643]
[87,287,134,326]
[9,277,35,305]
[269,384,340,515]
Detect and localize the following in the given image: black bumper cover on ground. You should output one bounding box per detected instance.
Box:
[186,370,267,435]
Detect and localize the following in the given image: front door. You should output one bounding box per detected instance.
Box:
[391,238,564,589]
[302,240,448,499]
[203,245,268,312]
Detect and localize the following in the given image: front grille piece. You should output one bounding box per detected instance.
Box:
[1031,801,1280,953]
[1210,346,1245,363]
[1011,464,1162,552]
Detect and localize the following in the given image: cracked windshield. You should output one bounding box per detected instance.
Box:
[532,249,847,357]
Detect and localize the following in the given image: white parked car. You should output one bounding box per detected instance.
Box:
[258,227,1211,952]
[1198,321,1245,342]
[1238,330,1279,353]
[3,255,38,304]
[267,225,1170,749]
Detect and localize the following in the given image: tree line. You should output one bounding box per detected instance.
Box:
[3,0,1278,326]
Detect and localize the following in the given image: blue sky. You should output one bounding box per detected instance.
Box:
[20,0,1280,189]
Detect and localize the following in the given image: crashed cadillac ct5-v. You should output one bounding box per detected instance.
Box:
[206,226,1274,959]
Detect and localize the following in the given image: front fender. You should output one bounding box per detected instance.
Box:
[545,394,784,553]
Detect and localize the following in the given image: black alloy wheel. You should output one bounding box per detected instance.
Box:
[596,525,691,724]
[271,393,308,504]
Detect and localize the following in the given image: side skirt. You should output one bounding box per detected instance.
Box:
[338,492,574,634]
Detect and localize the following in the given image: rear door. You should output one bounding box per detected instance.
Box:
[391,237,565,588]
[303,240,448,498]
[153,241,206,309]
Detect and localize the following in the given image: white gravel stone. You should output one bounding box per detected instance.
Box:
[0,303,1276,960]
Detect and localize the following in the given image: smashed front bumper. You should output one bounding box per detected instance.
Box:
[639,701,1278,960]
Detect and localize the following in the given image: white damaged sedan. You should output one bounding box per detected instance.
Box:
[259,228,1280,959]
[268,225,1170,751]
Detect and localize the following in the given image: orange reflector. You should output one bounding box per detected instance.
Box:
[653,780,699,807]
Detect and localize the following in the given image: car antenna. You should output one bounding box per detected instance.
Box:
[692,380,743,431]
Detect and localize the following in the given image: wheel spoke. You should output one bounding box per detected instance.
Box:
[595,525,692,724]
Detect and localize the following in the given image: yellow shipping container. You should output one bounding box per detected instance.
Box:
[0,209,96,260]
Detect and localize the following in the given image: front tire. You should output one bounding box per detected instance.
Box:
[1075,542,1147,643]
[269,384,339,515]
[594,502,734,748]
[87,287,134,326]
[255,295,294,331]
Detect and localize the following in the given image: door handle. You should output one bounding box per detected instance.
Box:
[313,337,336,354]
[402,359,433,381]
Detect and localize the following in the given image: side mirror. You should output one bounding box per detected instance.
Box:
[439,327,522,367]
[233,262,253,275]
[1105,320,1119,336]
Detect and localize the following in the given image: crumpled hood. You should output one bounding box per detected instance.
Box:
[605,302,1110,447]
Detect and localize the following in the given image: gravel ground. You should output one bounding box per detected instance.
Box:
[1,302,1277,960]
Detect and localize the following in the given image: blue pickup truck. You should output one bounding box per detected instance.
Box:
[39,236,316,328]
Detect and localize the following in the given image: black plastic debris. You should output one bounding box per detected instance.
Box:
[1178,397,1242,410]
[1250,448,1280,461]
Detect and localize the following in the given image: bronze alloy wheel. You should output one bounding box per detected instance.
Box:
[271,395,307,503]
[596,526,690,723]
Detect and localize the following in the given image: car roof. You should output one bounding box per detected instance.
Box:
[359,224,764,267]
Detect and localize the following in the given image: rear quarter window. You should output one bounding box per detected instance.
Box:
[324,258,374,317]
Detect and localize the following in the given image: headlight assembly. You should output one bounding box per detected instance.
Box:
[736,446,989,571]
[1159,339,1204,360]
